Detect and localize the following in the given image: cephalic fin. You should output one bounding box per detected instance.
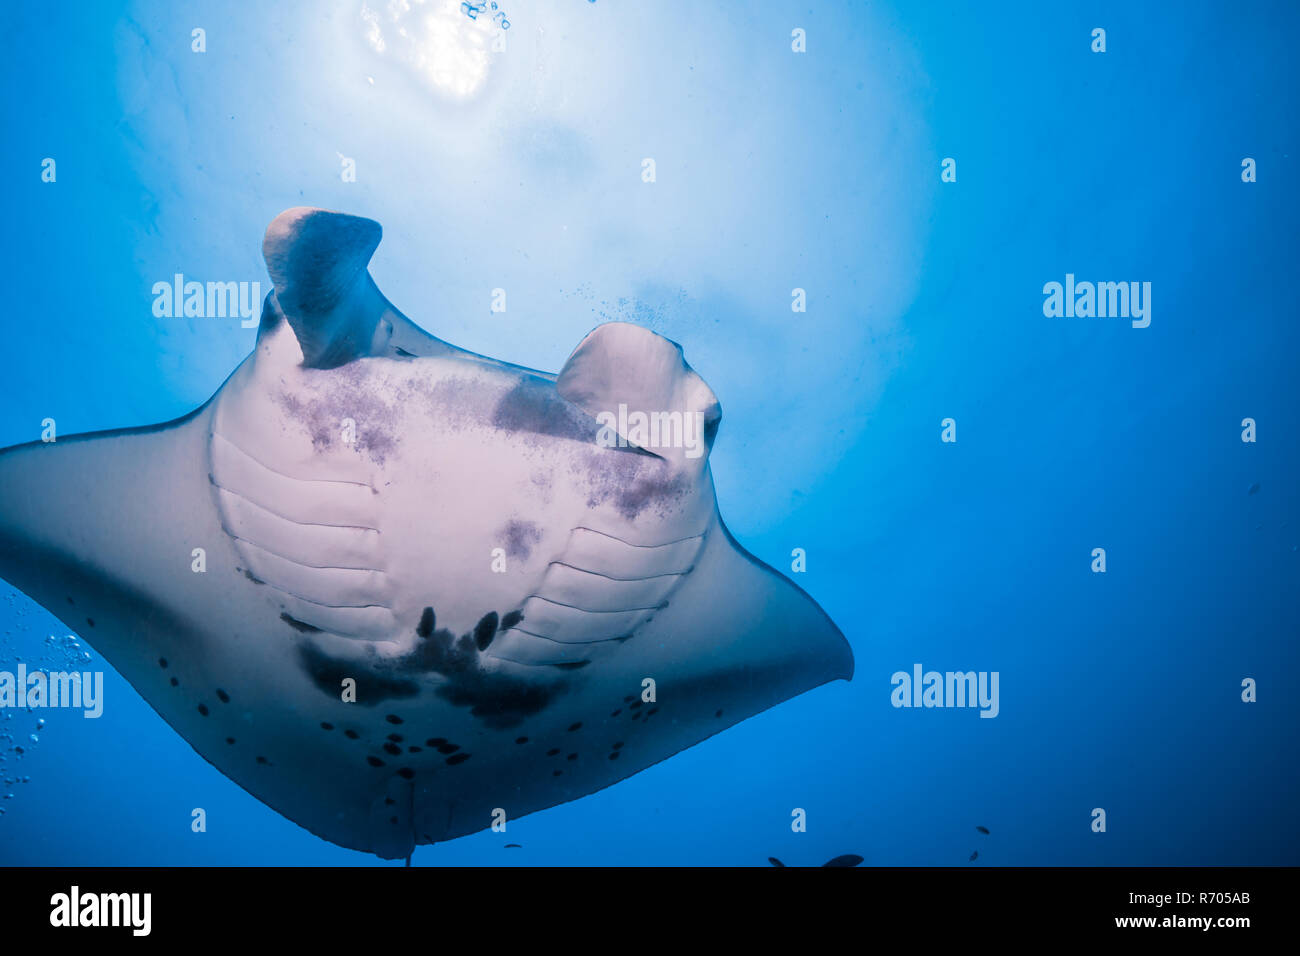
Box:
[261,207,392,368]
[557,322,721,468]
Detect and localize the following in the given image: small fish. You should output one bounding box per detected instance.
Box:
[969,851,978,862]
[768,857,785,867]
[504,843,522,848]
[822,854,864,867]
[1248,482,1261,495]
[976,826,990,835]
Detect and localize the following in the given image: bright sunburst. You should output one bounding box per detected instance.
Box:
[361,0,500,99]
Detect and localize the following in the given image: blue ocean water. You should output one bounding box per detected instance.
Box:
[1,0,1296,866]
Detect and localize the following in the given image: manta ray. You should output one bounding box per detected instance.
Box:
[0,208,853,860]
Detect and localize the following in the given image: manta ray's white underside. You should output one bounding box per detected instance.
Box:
[0,208,852,859]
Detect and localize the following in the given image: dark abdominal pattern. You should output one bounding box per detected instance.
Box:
[297,605,565,730]
[393,606,565,730]
[298,643,421,702]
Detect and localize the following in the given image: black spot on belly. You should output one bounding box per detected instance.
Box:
[385,797,395,806]
[158,658,168,669]
[647,707,658,716]
[546,748,560,757]
[197,704,209,717]
[344,729,360,740]
[515,736,528,745]
[613,741,624,749]
[610,709,621,717]
[225,737,236,745]
[386,714,403,724]
[566,753,578,761]
[387,733,403,742]
[416,607,436,638]
[170,677,179,687]
[216,689,230,704]
[397,767,416,779]
[385,612,569,729]
[445,753,471,766]
[473,612,499,651]
[384,743,402,756]
[367,756,385,767]
[281,612,322,634]
[568,722,583,732]
[553,769,563,776]
[497,519,543,563]
[390,815,398,825]
[501,609,524,630]
[629,700,643,710]
[623,695,635,703]
[436,674,560,730]
[715,709,723,718]
[426,738,446,747]
[86,618,94,628]
[321,722,334,731]
[408,746,422,753]
[436,742,460,755]
[609,751,621,760]
[298,644,419,705]
[256,756,270,765]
